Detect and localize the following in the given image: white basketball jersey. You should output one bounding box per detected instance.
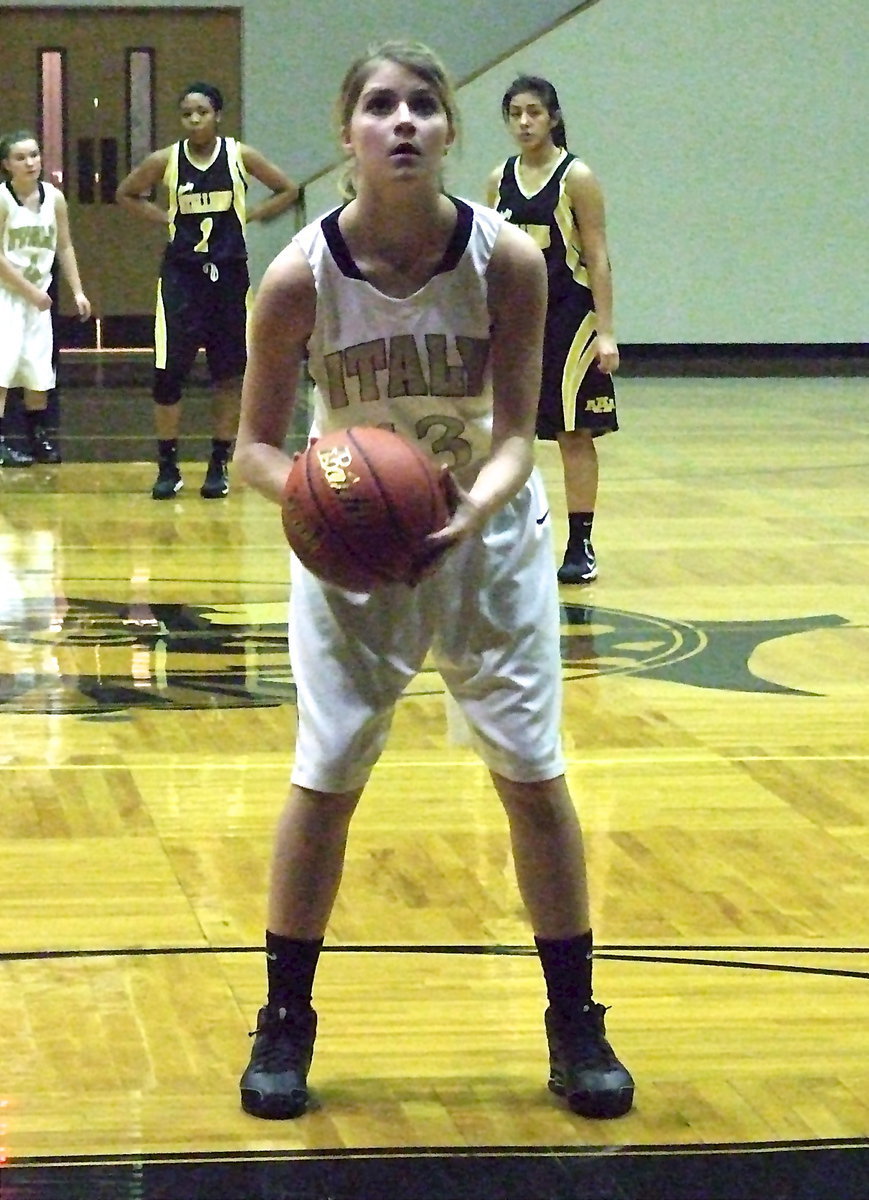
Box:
[0,181,58,294]
[293,197,504,479]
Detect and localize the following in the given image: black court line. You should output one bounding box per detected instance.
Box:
[9,1135,869,1166]
[1,943,867,980]
[3,1140,869,1200]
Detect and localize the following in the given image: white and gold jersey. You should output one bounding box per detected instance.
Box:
[294,197,503,481]
[0,180,58,293]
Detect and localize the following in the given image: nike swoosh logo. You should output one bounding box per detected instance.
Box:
[265,951,277,960]
[536,510,549,525]
[178,182,195,194]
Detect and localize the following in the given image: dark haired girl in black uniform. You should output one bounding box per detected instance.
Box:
[487,75,618,584]
[117,82,300,500]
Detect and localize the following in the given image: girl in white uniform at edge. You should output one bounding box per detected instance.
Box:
[0,130,90,467]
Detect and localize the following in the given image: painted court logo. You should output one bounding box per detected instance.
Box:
[558,602,848,695]
[0,596,851,714]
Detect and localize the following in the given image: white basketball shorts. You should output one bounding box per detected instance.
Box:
[287,468,565,792]
[0,291,55,391]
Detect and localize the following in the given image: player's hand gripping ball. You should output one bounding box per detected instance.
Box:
[282,426,451,591]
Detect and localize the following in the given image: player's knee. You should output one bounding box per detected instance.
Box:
[208,352,246,385]
[558,428,595,461]
[493,772,569,812]
[153,371,183,406]
[211,369,244,392]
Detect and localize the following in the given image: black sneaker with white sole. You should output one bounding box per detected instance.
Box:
[28,426,62,464]
[200,451,229,499]
[557,538,598,585]
[0,437,34,467]
[151,459,183,500]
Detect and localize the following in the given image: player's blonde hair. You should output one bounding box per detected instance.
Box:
[335,40,459,201]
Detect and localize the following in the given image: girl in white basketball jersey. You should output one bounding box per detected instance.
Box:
[234,41,633,1123]
[0,131,90,467]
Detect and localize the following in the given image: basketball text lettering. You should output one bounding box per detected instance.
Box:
[323,334,488,410]
[7,224,56,250]
[316,444,359,491]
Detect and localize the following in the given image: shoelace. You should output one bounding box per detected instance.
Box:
[248,1012,310,1069]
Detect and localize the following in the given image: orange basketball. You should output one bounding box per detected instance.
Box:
[281,426,451,591]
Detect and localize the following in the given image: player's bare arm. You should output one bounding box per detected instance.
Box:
[484,220,546,477]
[115,148,172,224]
[241,146,300,223]
[426,222,545,559]
[485,163,505,209]
[54,192,91,319]
[565,160,619,371]
[234,246,316,504]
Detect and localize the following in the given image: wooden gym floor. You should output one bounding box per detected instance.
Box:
[0,366,867,1199]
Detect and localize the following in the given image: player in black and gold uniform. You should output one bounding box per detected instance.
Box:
[118,82,299,499]
[487,76,618,584]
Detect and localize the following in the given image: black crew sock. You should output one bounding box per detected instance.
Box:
[566,511,594,553]
[157,438,178,462]
[265,930,324,1012]
[210,438,232,461]
[535,930,594,1021]
[24,408,48,435]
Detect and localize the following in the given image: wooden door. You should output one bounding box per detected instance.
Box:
[0,7,241,337]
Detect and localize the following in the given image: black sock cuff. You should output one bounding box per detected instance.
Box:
[534,930,593,956]
[567,512,595,539]
[265,930,325,956]
[535,930,594,1015]
[265,930,324,1011]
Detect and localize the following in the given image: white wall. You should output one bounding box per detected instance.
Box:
[451,0,867,343]
[297,0,869,344]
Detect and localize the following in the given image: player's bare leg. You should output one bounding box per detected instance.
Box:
[556,429,599,584]
[212,375,241,442]
[492,771,634,1118]
[151,400,183,499]
[201,375,241,497]
[154,400,181,442]
[493,773,589,937]
[240,784,362,1119]
[268,785,362,938]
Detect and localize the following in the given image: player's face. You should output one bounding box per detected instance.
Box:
[179,94,220,147]
[506,92,558,150]
[2,139,42,186]
[343,60,454,187]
